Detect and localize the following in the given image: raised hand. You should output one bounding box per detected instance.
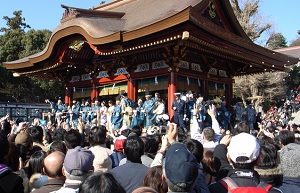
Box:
[167,122,178,144]
[207,104,216,119]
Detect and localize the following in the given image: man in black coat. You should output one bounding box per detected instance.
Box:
[171,93,187,129]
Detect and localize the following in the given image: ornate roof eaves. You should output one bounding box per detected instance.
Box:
[186,8,298,66]
[3,26,121,70]
[60,4,125,23]
[4,60,32,70]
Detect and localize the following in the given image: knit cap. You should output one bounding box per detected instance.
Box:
[280,143,300,178]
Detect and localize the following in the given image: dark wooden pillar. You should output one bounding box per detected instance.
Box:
[203,80,209,100]
[226,82,233,108]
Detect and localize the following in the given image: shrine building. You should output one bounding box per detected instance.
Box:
[3,0,298,119]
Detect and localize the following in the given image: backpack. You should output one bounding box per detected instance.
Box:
[110,152,126,168]
[220,177,272,193]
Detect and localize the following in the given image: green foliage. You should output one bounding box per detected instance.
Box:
[31,78,64,101]
[0,10,63,103]
[0,10,30,32]
[265,33,288,50]
[0,29,25,62]
[20,29,52,58]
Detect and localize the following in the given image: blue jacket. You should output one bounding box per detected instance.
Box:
[111,105,123,130]
[194,164,210,193]
[172,99,186,115]
[277,177,300,193]
[110,152,126,168]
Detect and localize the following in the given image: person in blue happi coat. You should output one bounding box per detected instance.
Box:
[218,100,231,131]
[81,101,92,123]
[142,92,156,129]
[46,99,67,123]
[246,103,256,130]
[111,99,123,131]
[131,99,145,128]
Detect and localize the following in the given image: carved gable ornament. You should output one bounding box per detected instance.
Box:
[70,75,80,83]
[61,6,80,22]
[152,60,169,70]
[208,0,216,18]
[208,67,217,75]
[135,63,150,72]
[115,68,128,76]
[178,60,189,69]
[81,74,92,81]
[219,70,228,77]
[97,71,109,78]
[191,63,203,72]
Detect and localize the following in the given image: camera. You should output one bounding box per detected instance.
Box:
[159,126,169,135]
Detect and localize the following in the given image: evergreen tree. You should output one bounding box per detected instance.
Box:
[0,11,63,102]
[265,33,288,50]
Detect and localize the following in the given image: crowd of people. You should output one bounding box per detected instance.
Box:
[0,88,300,193]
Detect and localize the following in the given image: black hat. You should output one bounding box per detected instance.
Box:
[120,92,127,97]
[145,91,152,97]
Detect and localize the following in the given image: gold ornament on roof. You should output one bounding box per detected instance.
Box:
[208,1,216,18]
[69,40,84,51]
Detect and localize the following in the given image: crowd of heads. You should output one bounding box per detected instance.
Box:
[0,87,299,193]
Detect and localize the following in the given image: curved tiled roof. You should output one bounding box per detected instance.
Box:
[5,0,298,73]
[54,17,124,39]
[274,46,300,59]
[4,8,125,68]
[4,0,202,69]
[94,0,200,32]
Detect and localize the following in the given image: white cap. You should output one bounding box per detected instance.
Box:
[228,133,260,164]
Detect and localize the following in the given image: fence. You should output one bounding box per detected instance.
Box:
[0,102,51,122]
